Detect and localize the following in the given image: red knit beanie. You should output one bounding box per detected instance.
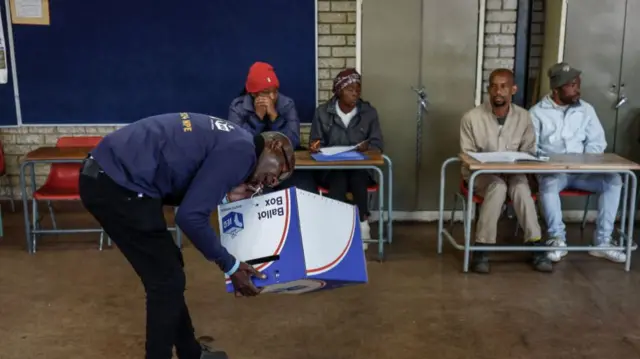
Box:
[245,62,280,94]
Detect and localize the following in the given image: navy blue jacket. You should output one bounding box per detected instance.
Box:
[91,113,257,273]
[227,93,301,148]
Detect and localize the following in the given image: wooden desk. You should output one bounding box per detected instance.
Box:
[294,150,384,167]
[438,153,640,273]
[459,152,640,171]
[24,146,93,161]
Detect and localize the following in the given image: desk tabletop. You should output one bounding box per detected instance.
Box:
[23,147,385,166]
[460,152,640,171]
[24,146,93,161]
[295,150,384,167]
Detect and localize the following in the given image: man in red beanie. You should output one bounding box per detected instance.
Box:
[228,61,316,194]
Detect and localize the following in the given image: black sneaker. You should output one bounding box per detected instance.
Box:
[527,240,553,273]
[198,336,229,359]
[471,246,490,274]
[200,347,229,359]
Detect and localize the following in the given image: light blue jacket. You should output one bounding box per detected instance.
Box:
[529,95,607,155]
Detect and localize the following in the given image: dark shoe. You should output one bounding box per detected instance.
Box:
[527,240,553,273]
[198,336,229,359]
[201,347,229,359]
[471,250,490,274]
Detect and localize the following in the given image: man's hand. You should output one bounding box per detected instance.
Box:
[230,262,266,297]
[226,183,255,202]
[256,96,278,121]
[254,97,268,120]
[356,140,369,152]
[309,140,321,153]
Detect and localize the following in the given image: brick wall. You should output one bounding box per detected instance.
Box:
[483,0,544,102]
[0,0,541,199]
[317,0,357,103]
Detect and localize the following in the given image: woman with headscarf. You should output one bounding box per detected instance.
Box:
[309,68,384,249]
[228,61,316,193]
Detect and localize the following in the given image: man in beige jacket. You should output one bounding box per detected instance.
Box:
[460,68,551,274]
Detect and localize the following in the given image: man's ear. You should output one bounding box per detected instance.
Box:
[267,139,283,150]
[511,85,518,95]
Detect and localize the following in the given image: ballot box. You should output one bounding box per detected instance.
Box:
[218,187,368,295]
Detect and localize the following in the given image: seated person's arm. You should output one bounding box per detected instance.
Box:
[529,109,544,155]
[583,105,607,153]
[270,99,301,149]
[366,108,384,152]
[228,102,260,135]
[308,107,325,151]
[174,145,256,275]
[519,113,537,156]
[460,113,477,153]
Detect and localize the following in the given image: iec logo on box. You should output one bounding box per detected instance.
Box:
[221,212,244,237]
[218,187,368,295]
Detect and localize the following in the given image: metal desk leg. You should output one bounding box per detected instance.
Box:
[372,167,385,261]
[619,173,629,247]
[438,157,460,254]
[383,155,393,244]
[625,171,637,272]
[0,203,3,238]
[463,172,481,272]
[19,161,32,253]
[30,164,38,253]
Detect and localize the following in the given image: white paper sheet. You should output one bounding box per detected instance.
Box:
[467,151,548,163]
[319,145,357,156]
[14,0,43,18]
[318,141,368,156]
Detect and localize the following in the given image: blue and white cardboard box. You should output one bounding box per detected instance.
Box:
[218,187,368,295]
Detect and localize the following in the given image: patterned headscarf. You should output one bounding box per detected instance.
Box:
[333,68,361,94]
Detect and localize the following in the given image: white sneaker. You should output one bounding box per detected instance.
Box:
[546,238,568,262]
[360,221,370,251]
[589,243,627,263]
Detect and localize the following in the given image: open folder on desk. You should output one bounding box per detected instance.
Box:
[311,151,368,161]
[311,143,369,162]
[467,151,549,163]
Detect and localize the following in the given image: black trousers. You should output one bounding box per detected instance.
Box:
[320,170,372,219]
[78,163,201,359]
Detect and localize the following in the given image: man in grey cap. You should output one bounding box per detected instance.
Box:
[529,62,626,264]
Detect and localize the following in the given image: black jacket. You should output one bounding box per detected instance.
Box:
[309,98,384,151]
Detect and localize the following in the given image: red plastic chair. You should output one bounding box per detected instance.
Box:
[317,184,380,217]
[33,136,103,230]
[559,189,592,230]
[317,184,379,196]
[450,180,537,235]
[0,140,15,212]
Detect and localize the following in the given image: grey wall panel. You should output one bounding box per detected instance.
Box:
[418,0,478,210]
[563,0,626,152]
[361,0,422,210]
[614,0,640,165]
[561,0,626,210]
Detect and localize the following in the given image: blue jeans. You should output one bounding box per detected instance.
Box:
[537,173,622,245]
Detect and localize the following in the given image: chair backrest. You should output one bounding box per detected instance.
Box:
[41,136,104,192]
[0,140,6,176]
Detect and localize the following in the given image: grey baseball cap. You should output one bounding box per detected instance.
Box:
[548,62,582,89]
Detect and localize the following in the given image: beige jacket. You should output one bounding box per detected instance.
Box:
[459,102,536,179]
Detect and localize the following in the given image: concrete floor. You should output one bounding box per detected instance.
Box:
[1,203,640,359]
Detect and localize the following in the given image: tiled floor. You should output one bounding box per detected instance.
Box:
[1,203,640,359]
